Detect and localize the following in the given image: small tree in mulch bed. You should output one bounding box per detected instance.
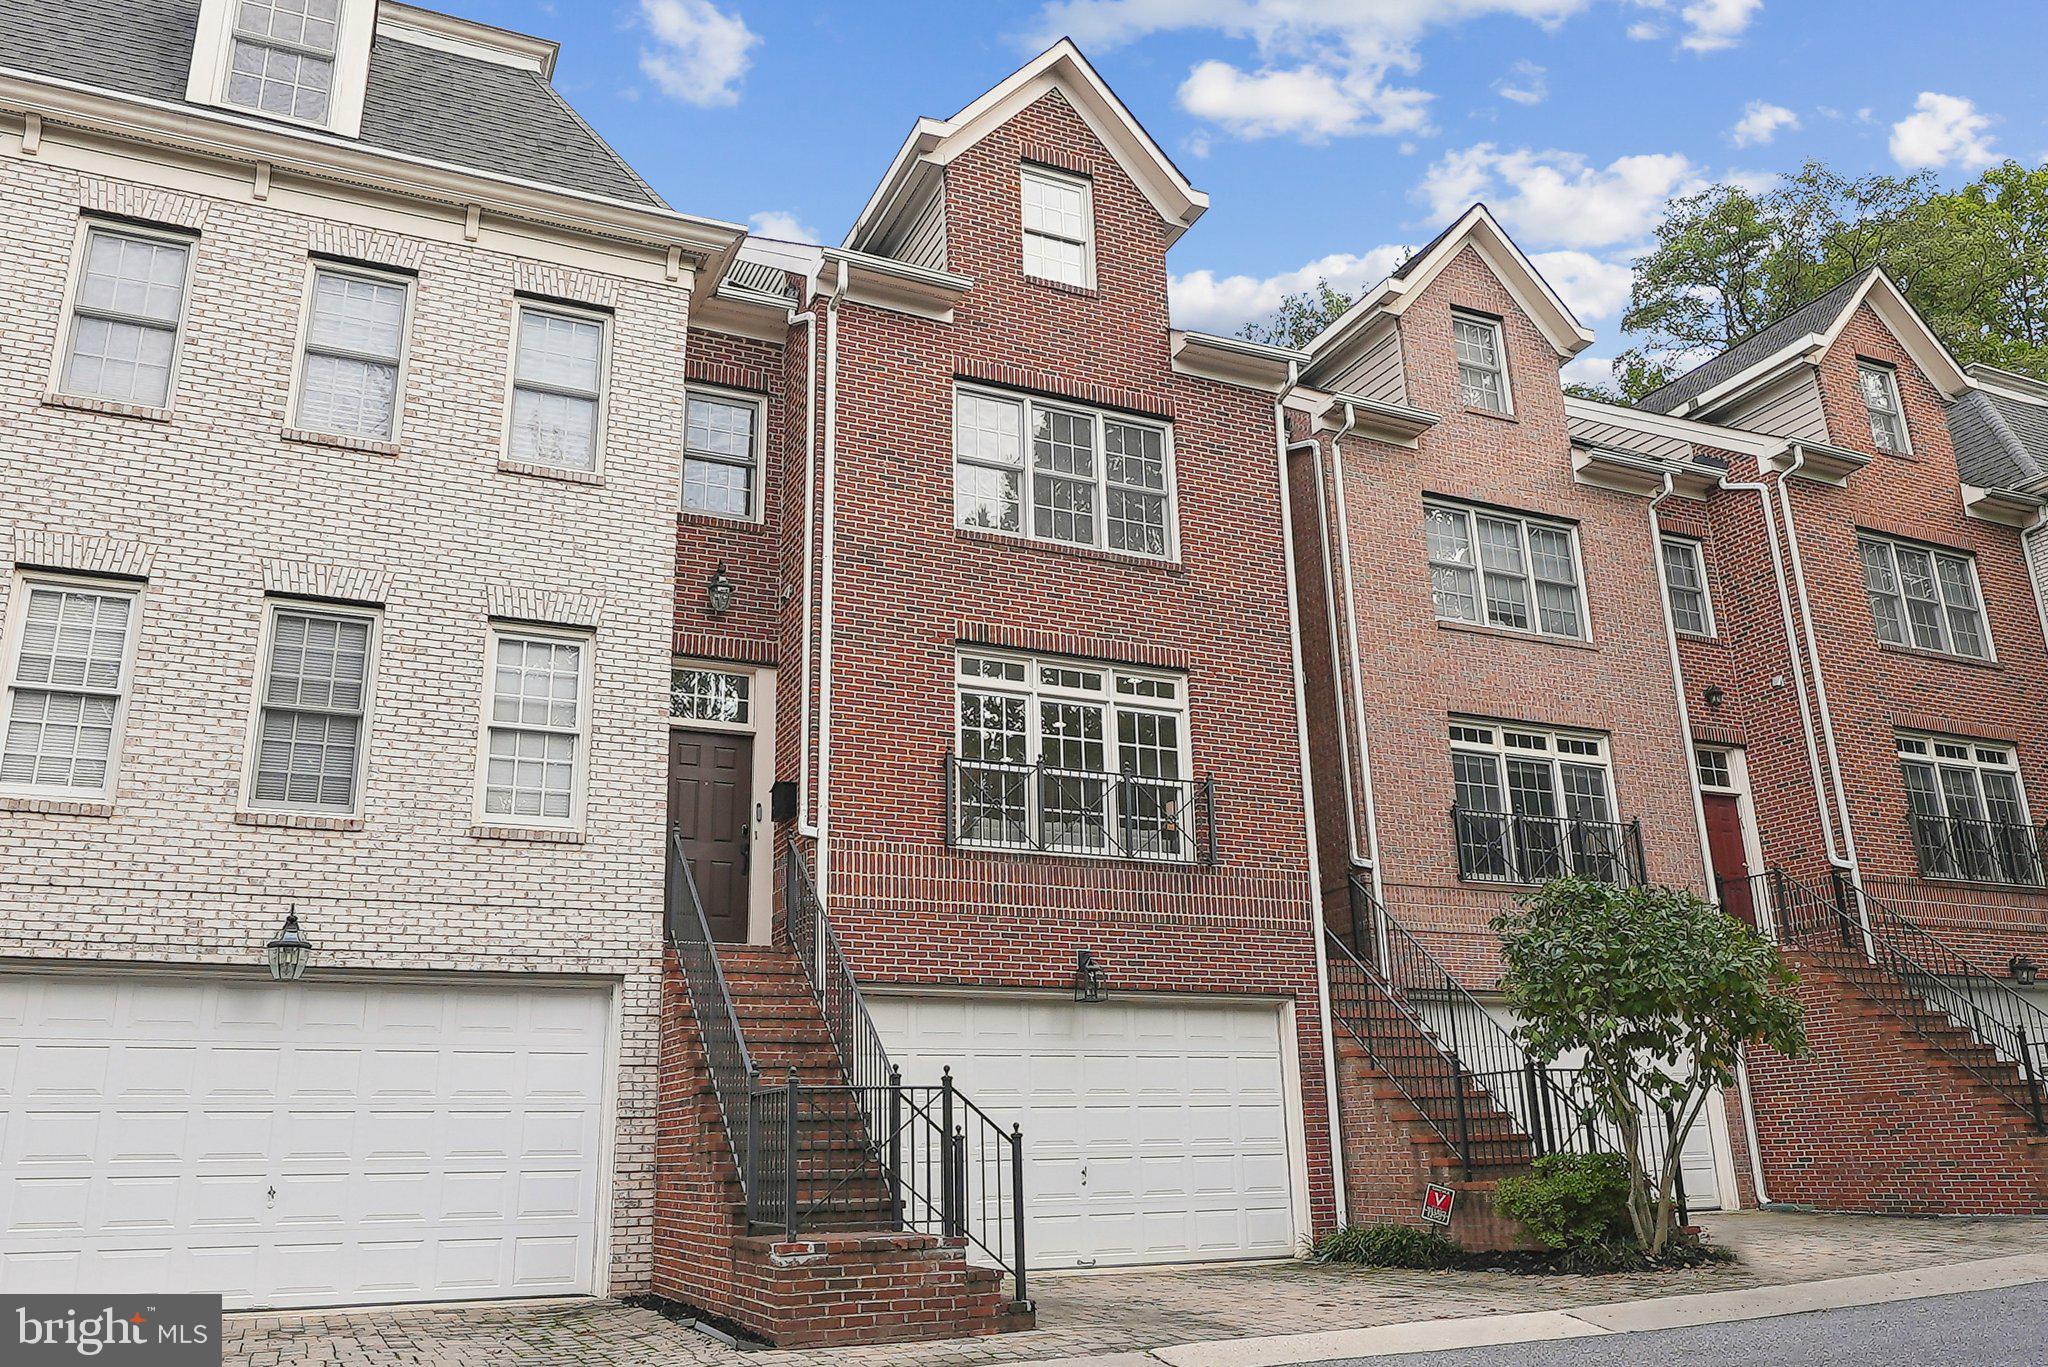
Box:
[1493,878,1806,1257]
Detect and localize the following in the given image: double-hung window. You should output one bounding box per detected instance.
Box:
[246,604,375,814]
[294,264,409,441]
[1660,536,1714,637]
[0,578,141,800]
[506,303,607,473]
[478,626,590,827]
[1449,721,1637,884]
[1858,534,1989,659]
[953,651,1201,861]
[1454,312,1510,414]
[1020,164,1093,288]
[1899,734,2041,886]
[225,0,343,124]
[59,224,193,409]
[1425,501,1585,640]
[683,389,763,518]
[954,387,1173,557]
[1858,362,1909,454]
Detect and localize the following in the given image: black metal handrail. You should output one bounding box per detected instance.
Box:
[1758,868,2048,1131]
[1908,814,2048,888]
[946,755,1216,864]
[1451,807,1646,886]
[786,851,896,1158]
[665,831,761,1182]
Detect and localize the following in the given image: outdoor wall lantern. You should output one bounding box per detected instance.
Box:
[706,563,734,615]
[2011,954,2039,988]
[1074,949,1109,1003]
[265,909,314,982]
[1703,685,1726,709]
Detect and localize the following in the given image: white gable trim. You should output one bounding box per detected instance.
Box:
[1820,271,1969,399]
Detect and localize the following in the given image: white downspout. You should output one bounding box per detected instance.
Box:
[1774,453,1860,879]
[1734,1055,1771,1206]
[791,306,820,837]
[813,263,847,899]
[1276,371,1348,1230]
[2021,507,2048,656]
[1647,472,1716,891]
[1327,403,1390,965]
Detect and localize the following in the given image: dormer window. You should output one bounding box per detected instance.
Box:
[225,0,343,123]
[1020,164,1093,289]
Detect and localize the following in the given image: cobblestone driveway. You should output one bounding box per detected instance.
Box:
[223,1211,2048,1367]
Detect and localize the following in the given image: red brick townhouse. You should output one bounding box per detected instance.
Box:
[1639,272,2048,1215]
[650,44,1338,1344]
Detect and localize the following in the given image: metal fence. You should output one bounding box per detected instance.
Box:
[946,755,1216,864]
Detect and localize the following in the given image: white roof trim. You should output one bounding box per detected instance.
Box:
[845,39,1207,254]
[378,3,558,78]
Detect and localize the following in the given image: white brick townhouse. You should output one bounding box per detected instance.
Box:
[0,0,741,1307]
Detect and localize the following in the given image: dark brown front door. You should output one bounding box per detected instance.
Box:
[669,729,753,943]
[1702,792,1757,927]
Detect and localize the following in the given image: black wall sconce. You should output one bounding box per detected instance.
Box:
[1703,685,1726,708]
[2011,954,2038,988]
[265,909,314,982]
[1074,949,1109,1003]
[706,563,733,615]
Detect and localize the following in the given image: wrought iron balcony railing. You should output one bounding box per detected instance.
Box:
[1908,814,2048,888]
[1451,806,1646,886]
[946,755,1216,864]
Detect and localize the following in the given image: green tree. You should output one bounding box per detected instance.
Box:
[1493,879,1805,1255]
[1237,278,1354,350]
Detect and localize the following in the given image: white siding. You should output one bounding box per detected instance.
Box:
[1566,415,1693,463]
[896,181,948,272]
[1327,326,1407,407]
[1728,370,1829,443]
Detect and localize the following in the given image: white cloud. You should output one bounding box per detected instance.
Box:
[746,210,818,243]
[1678,0,1761,52]
[1178,60,1430,141]
[1625,20,1662,40]
[1562,352,1619,390]
[1530,250,1635,322]
[1495,60,1548,106]
[1416,144,1707,249]
[1729,100,1798,148]
[1890,92,1999,171]
[1168,244,1411,335]
[638,0,758,107]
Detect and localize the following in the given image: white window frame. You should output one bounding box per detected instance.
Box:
[500,298,612,477]
[287,258,414,444]
[1448,719,1625,884]
[670,663,754,729]
[187,0,377,136]
[51,219,198,411]
[0,573,145,803]
[1858,533,1993,661]
[1660,535,1715,638]
[1019,163,1095,290]
[952,384,1178,560]
[473,622,594,832]
[238,599,380,818]
[1897,733,2038,885]
[681,385,766,522]
[1858,361,1912,455]
[1424,499,1590,642]
[1453,311,1513,416]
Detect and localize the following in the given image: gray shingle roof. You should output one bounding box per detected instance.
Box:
[1639,269,1875,415]
[1949,387,2048,491]
[0,0,662,207]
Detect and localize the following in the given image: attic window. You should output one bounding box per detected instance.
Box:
[1454,313,1511,415]
[224,0,344,124]
[1020,165,1093,289]
[1858,362,1910,455]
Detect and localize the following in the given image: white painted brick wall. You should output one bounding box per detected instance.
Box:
[0,149,691,1291]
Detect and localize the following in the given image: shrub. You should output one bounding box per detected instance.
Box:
[1496,1152,1633,1251]
[1311,1223,1463,1269]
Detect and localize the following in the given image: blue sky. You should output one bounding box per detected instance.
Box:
[448,1,2047,385]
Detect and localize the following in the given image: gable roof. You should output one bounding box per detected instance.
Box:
[844,39,1207,257]
[1639,271,1874,414]
[0,0,663,207]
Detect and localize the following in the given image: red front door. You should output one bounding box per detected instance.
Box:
[1702,791,1757,927]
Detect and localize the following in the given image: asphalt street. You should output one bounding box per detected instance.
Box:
[1323,1282,2048,1366]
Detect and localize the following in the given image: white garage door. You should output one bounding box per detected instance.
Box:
[869,993,1297,1269]
[0,972,610,1310]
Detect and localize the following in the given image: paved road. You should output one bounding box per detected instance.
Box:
[1335,1282,2048,1367]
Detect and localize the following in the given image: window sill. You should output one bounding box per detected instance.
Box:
[1876,642,2002,671]
[956,527,1184,574]
[42,391,172,423]
[1915,874,2048,893]
[469,823,587,844]
[952,841,1207,870]
[498,458,604,487]
[679,509,768,532]
[1022,275,1099,299]
[1676,631,1724,646]
[0,794,114,817]
[283,427,400,457]
[1436,618,1596,651]
[234,809,364,832]
[1462,405,1518,423]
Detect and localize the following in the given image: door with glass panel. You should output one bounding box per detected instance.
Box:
[1450,723,1626,884]
[1899,735,2040,886]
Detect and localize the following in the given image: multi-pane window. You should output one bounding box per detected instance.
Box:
[1660,536,1713,637]
[1858,534,1990,660]
[1454,313,1510,414]
[507,304,606,472]
[1858,362,1909,454]
[0,581,139,798]
[480,628,588,826]
[670,666,750,724]
[59,226,192,409]
[683,391,761,518]
[225,0,343,124]
[1899,734,2041,886]
[953,651,1197,860]
[295,266,408,440]
[1450,721,1638,884]
[1020,165,1093,288]
[1694,748,1735,791]
[248,606,373,813]
[1425,501,1584,640]
[953,388,1173,557]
